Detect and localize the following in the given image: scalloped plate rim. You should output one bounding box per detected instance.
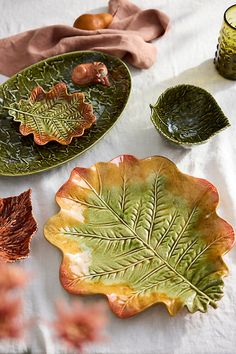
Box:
[9,83,96,145]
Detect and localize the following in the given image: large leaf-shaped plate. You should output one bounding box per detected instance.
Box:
[44,155,235,318]
[0,51,131,176]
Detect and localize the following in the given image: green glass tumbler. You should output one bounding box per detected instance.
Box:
[214,4,236,80]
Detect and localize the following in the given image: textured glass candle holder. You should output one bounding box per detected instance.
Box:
[214,4,236,80]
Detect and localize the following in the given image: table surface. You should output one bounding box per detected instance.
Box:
[0,1,236,353]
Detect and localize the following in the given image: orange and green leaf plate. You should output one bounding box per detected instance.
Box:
[44,155,235,318]
[7,82,96,145]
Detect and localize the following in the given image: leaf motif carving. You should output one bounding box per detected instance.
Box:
[0,189,37,262]
[0,51,131,176]
[150,84,230,146]
[6,82,96,145]
[44,155,235,318]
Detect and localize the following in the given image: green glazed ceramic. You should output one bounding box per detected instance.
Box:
[150,85,230,147]
[0,51,131,176]
[7,82,96,145]
[44,155,235,318]
[214,4,236,80]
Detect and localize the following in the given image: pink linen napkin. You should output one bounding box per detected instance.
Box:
[0,0,169,77]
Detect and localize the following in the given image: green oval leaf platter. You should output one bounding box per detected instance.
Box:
[44,155,235,318]
[0,51,131,176]
[150,84,230,147]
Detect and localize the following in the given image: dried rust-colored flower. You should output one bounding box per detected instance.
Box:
[53,300,107,353]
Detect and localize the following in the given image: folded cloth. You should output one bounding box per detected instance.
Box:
[0,0,169,77]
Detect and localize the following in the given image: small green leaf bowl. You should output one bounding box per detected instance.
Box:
[150,84,230,147]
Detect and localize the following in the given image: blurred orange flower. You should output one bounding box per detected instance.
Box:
[53,300,108,353]
[0,262,28,291]
[0,295,24,339]
[0,262,28,339]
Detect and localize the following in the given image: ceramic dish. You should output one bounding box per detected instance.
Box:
[0,51,131,176]
[0,189,37,262]
[150,84,230,147]
[44,155,234,318]
[7,82,96,145]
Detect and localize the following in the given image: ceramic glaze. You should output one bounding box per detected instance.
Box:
[150,84,230,147]
[0,51,131,176]
[7,82,96,145]
[215,5,236,80]
[44,155,235,318]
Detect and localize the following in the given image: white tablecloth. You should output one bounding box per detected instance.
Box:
[0,1,236,353]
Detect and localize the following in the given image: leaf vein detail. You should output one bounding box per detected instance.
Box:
[77,173,217,306]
